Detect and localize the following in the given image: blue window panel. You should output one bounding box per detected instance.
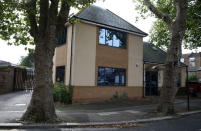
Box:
[99,28,105,45]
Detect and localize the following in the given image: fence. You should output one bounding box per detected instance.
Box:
[0,66,34,94]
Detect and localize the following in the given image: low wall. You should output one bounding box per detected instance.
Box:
[72,86,143,102]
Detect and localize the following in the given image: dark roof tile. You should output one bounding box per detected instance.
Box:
[75,5,147,36]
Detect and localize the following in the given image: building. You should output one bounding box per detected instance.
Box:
[143,42,186,96]
[53,5,186,102]
[181,52,201,81]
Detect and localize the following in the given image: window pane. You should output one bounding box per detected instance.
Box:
[99,28,105,45]
[105,68,114,85]
[113,33,120,47]
[98,67,105,85]
[106,30,113,46]
[56,66,65,82]
[119,33,126,48]
[98,67,126,86]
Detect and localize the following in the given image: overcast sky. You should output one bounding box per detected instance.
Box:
[0,0,200,64]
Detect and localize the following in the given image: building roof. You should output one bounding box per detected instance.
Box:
[74,5,147,37]
[182,52,201,58]
[143,42,186,67]
[143,42,167,64]
[0,60,15,66]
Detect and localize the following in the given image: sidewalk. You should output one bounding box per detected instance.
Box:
[0,91,201,128]
[56,98,201,123]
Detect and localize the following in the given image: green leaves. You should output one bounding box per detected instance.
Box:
[134,0,201,49]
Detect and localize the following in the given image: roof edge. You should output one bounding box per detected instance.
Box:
[74,16,148,37]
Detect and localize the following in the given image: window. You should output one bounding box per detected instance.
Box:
[57,28,67,46]
[189,57,195,67]
[177,73,181,87]
[180,58,184,63]
[56,66,65,82]
[99,28,126,48]
[98,67,126,86]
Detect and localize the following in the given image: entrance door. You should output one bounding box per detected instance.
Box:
[145,71,158,96]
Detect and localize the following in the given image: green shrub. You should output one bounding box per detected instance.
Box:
[119,92,129,99]
[53,82,73,104]
[112,91,119,99]
[188,74,198,82]
[111,91,129,100]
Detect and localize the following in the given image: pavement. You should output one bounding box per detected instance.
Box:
[1,113,201,131]
[0,91,201,129]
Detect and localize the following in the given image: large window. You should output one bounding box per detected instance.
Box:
[56,66,65,82]
[99,28,126,48]
[98,67,126,86]
[57,28,67,46]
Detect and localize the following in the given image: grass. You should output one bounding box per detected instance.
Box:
[55,99,157,111]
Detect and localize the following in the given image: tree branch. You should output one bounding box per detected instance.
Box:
[24,0,38,39]
[174,0,187,28]
[56,0,70,35]
[49,0,59,25]
[39,0,49,38]
[144,0,173,27]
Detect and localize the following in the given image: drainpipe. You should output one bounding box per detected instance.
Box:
[186,65,190,111]
[69,23,74,85]
[143,61,145,97]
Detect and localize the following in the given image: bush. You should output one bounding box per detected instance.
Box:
[53,82,73,104]
[188,74,198,82]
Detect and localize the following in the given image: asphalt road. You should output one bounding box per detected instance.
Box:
[0,113,201,131]
[0,90,31,122]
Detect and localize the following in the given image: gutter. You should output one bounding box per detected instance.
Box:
[142,61,145,97]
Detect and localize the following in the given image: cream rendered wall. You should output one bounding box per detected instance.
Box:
[71,23,96,86]
[128,34,143,86]
[65,25,72,85]
[53,28,68,84]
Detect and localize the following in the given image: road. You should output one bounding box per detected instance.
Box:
[0,90,31,122]
[0,113,200,131]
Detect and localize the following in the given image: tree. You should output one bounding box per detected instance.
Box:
[135,0,188,114]
[149,0,201,49]
[20,52,34,68]
[0,0,95,122]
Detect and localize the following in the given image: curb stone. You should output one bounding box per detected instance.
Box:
[0,110,201,129]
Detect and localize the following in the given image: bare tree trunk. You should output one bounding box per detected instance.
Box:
[22,38,57,122]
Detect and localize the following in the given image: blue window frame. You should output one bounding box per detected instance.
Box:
[99,28,126,48]
[98,67,126,86]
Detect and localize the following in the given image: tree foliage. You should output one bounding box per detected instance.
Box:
[134,0,201,49]
[149,0,201,49]
[20,52,34,68]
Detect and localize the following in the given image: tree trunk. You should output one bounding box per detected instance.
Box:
[157,23,185,115]
[21,39,56,122]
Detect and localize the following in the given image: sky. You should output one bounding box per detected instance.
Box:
[0,0,200,64]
